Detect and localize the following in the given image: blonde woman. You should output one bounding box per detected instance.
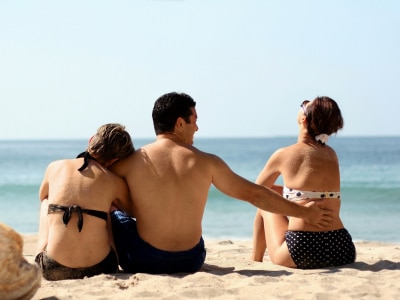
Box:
[35,123,134,280]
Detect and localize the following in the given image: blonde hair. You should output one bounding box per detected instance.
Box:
[88,123,134,165]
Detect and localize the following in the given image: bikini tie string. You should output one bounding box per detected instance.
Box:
[62,205,84,232]
[76,151,98,171]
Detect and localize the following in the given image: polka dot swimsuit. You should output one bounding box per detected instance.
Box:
[285,229,356,269]
[282,186,355,269]
[283,186,341,201]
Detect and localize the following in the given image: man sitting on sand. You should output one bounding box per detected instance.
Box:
[110,92,333,274]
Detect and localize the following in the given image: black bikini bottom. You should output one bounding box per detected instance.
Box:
[35,248,118,281]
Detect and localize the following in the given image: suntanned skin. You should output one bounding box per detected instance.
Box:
[252,103,345,267]
[36,158,130,267]
[112,107,333,252]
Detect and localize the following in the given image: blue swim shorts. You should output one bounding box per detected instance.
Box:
[110,210,206,274]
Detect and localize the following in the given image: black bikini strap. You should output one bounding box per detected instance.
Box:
[76,151,98,171]
[48,204,107,232]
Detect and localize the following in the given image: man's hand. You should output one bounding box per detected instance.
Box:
[303,201,333,228]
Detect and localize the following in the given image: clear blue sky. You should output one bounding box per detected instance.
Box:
[1,0,399,140]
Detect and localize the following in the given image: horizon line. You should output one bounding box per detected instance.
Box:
[1,134,400,141]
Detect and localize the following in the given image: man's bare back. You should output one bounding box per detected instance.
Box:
[114,134,239,250]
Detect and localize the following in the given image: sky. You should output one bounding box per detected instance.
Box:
[1,0,399,140]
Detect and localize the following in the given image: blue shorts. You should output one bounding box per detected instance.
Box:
[110,210,206,274]
[285,229,356,269]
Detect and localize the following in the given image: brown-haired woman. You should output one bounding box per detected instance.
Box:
[252,97,356,269]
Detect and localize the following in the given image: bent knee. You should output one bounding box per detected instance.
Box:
[268,249,296,268]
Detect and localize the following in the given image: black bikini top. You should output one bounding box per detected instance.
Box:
[76,151,98,171]
[48,204,108,232]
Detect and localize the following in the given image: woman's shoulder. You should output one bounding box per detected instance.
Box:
[46,159,78,173]
[273,144,302,157]
[265,145,300,167]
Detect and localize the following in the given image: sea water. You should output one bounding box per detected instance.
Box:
[0,137,399,243]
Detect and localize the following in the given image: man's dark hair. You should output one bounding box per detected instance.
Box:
[152,92,196,135]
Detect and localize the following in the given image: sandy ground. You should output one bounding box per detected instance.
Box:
[19,234,400,300]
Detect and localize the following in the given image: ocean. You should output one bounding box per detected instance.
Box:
[0,137,399,243]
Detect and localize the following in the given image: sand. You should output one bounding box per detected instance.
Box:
[21,234,400,300]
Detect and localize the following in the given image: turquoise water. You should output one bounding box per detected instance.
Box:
[0,137,399,242]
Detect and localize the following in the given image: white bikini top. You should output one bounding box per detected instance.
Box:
[283,186,341,201]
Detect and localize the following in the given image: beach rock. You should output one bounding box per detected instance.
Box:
[0,222,41,300]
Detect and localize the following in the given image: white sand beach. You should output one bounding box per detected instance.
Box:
[19,234,400,300]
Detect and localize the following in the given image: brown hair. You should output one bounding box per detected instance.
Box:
[88,123,134,165]
[305,96,344,142]
[152,92,196,135]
